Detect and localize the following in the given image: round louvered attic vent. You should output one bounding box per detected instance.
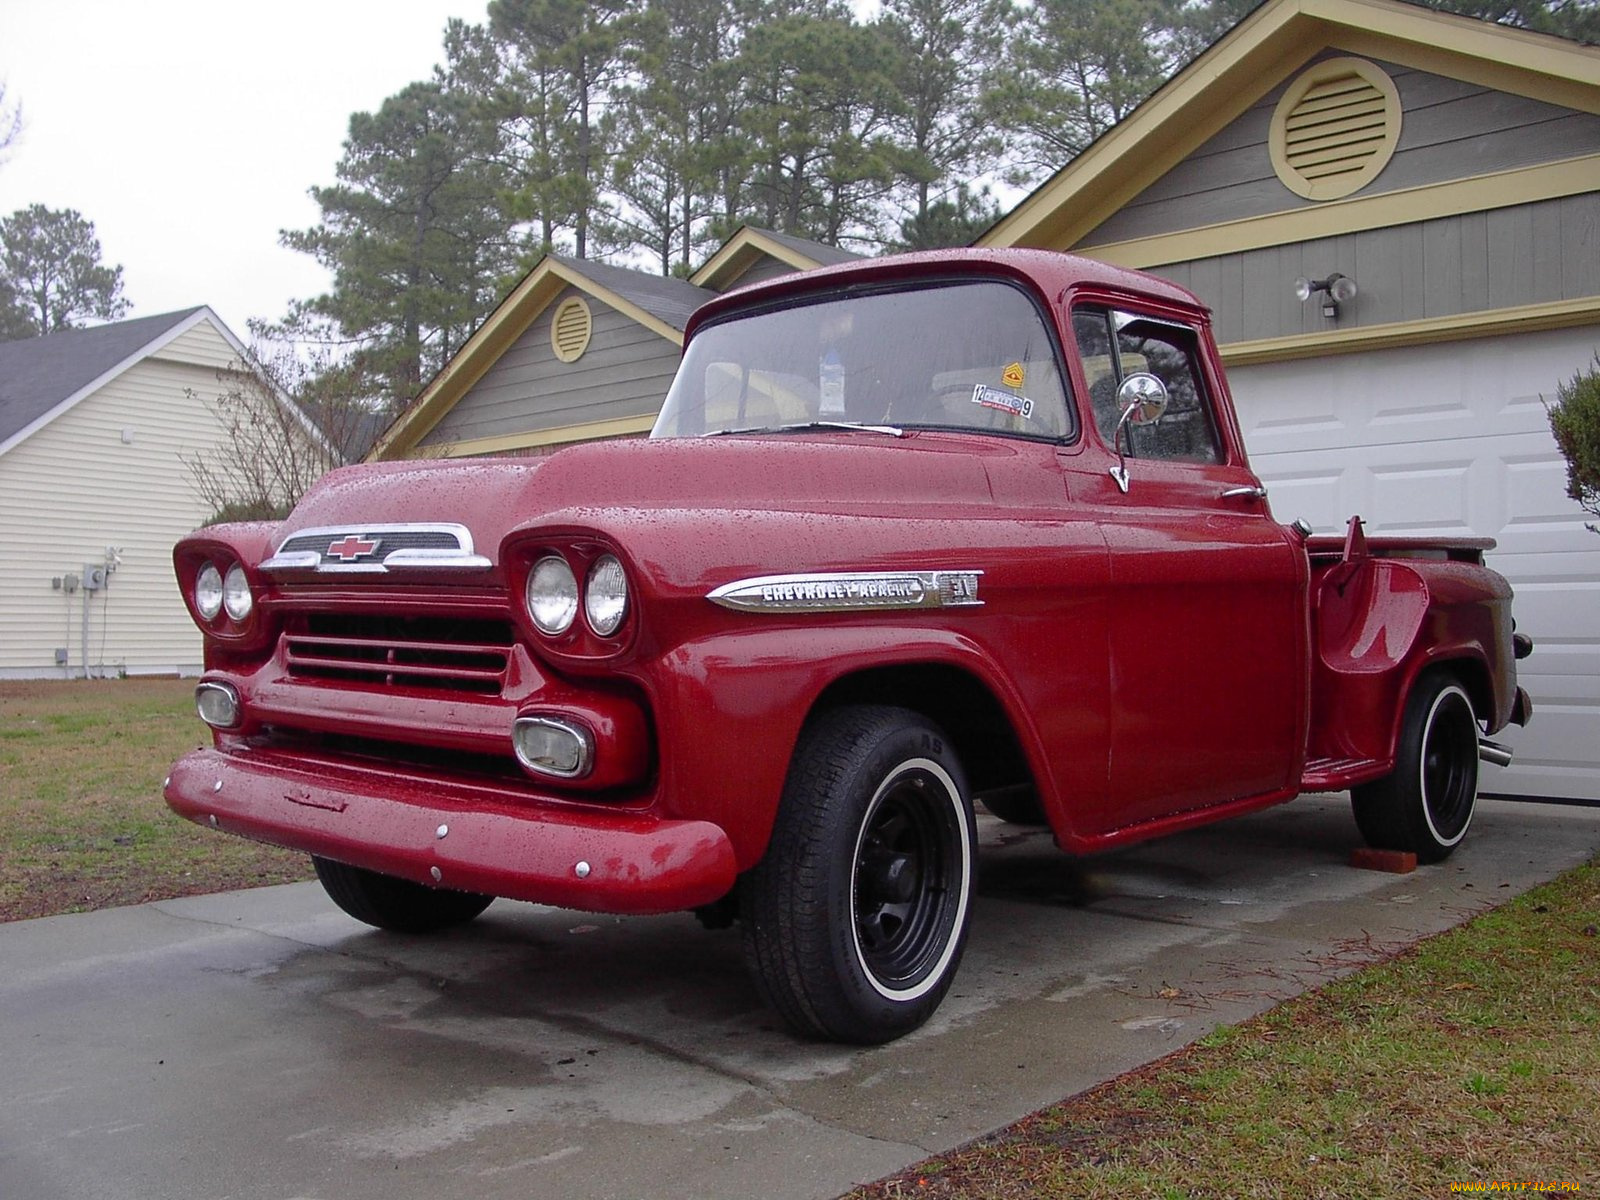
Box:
[1270,57,1401,202]
[551,296,593,363]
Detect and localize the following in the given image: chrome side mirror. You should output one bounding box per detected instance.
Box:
[1109,372,1169,493]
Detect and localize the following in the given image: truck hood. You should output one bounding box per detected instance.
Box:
[276,433,1014,572]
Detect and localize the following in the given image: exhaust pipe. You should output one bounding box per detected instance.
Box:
[1479,738,1513,768]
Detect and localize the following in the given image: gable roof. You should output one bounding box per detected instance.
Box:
[0,307,219,457]
[691,226,863,291]
[980,0,1600,256]
[553,254,714,330]
[371,254,716,461]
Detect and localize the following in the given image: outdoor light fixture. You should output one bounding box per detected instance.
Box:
[1294,273,1358,319]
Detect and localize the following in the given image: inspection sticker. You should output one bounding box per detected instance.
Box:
[972,383,1033,419]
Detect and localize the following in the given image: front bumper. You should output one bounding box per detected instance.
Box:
[165,747,737,915]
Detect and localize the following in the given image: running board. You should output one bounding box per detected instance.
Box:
[1304,740,1512,790]
[1301,756,1389,791]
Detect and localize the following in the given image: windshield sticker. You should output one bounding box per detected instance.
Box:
[819,348,846,416]
[1002,362,1025,388]
[972,383,1034,420]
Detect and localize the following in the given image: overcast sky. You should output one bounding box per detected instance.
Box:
[1,0,485,339]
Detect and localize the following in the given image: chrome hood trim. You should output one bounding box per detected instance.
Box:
[708,570,983,614]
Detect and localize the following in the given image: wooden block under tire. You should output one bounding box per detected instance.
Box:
[1350,847,1418,874]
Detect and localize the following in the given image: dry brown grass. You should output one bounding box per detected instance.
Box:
[851,859,1600,1199]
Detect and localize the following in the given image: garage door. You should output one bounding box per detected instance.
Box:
[1227,325,1600,802]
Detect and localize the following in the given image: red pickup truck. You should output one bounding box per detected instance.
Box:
[166,249,1531,1043]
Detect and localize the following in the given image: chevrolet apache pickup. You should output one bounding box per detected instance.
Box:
[166,248,1532,1043]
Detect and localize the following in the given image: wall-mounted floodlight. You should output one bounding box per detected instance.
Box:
[1294,272,1357,319]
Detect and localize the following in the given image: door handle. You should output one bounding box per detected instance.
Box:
[1221,485,1269,500]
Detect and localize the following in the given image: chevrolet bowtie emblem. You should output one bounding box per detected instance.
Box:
[325,535,381,562]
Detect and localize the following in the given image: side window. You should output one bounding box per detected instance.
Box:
[1072,307,1224,465]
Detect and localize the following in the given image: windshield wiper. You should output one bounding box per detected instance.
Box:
[705,420,905,438]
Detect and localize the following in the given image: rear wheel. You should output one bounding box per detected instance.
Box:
[741,705,976,1044]
[312,857,494,933]
[1351,672,1479,863]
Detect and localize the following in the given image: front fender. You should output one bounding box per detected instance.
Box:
[643,624,1054,871]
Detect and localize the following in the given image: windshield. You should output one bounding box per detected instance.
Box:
[651,279,1074,440]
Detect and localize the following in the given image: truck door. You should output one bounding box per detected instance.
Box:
[1065,304,1307,834]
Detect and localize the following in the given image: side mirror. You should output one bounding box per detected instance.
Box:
[1109,372,1169,493]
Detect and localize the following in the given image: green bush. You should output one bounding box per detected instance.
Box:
[1548,353,1600,526]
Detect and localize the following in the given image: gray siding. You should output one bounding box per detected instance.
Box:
[422,288,681,446]
[1148,192,1600,345]
[1080,56,1600,249]
[730,254,803,288]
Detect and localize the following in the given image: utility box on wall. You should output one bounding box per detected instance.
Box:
[82,564,106,591]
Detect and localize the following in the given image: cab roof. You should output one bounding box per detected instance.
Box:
[681,248,1209,344]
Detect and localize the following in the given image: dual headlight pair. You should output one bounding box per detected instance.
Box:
[526,553,628,638]
[193,561,254,625]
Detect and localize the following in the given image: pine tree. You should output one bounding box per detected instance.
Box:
[282,78,511,405]
[0,204,129,337]
[608,0,749,274]
[489,0,630,259]
[737,6,905,245]
[879,0,1007,239]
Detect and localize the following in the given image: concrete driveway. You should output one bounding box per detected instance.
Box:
[3,794,1597,1200]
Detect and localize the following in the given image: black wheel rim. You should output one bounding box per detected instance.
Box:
[1422,690,1476,842]
[852,765,965,994]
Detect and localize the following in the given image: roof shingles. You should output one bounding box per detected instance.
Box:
[0,308,204,446]
[550,256,715,330]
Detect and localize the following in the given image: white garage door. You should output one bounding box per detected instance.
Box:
[1228,325,1600,802]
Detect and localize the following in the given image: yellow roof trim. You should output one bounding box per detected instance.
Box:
[980,0,1600,253]
[416,413,658,459]
[1084,153,1600,268]
[1220,294,1600,366]
[1331,28,1600,115]
[691,227,824,291]
[369,258,683,462]
[1308,0,1600,108]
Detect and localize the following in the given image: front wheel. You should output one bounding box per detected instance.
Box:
[1351,672,1480,863]
[312,857,494,933]
[741,705,977,1044]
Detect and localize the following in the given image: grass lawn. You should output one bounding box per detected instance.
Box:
[0,678,309,921]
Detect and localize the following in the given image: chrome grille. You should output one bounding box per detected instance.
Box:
[283,613,514,695]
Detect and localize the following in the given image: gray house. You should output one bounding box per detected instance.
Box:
[371,228,858,461]
[982,0,1600,801]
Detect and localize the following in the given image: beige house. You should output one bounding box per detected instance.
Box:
[981,0,1600,801]
[0,308,262,678]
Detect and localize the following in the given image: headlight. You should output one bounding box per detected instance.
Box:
[527,555,578,635]
[222,564,253,622]
[195,562,224,622]
[584,555,628,636]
